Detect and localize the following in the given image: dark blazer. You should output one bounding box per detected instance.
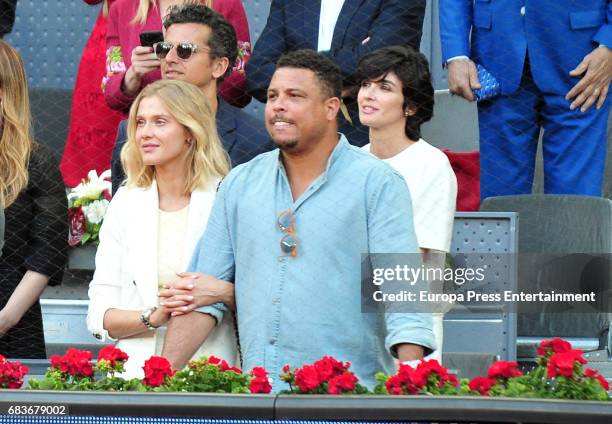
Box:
[0,0,17,38]
[0,144,68,359]
[246,0,427,102]
[112,98,273,193]
[0,207,4,257]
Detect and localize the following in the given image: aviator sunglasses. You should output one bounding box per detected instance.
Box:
[278,209,298,257]
[153,41,206,60]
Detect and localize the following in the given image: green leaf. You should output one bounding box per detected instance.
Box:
[81,233,92,244]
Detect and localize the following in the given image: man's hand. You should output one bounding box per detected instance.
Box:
[447,59,481,102]
[566,46,612,112]
[122,46,160,96]
[158,272,235,316]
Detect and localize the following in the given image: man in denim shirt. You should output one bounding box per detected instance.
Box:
[160,50,435,390]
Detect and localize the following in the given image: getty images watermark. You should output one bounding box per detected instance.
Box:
[361,253,610,314]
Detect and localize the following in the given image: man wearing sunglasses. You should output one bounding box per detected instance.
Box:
[111,4,272,193]
[159,49,435,391]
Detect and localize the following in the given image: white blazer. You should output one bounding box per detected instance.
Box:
[87,181,237,378]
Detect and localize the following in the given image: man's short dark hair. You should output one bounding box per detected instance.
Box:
[163,4,238,82]
[356,46,434,141]
[276,49,342,99]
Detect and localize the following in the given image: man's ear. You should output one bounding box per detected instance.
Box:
[212,57,230,80]
[325,96,341,121]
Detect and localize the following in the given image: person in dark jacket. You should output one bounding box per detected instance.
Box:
[0,40,67,359]
[0,0,17,39]
[111,4,272,193]
[245,0,427,147]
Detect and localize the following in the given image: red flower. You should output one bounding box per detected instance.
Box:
[249,367,272,394]
[102,189,112,202]
[547,349,586,378]
[313,356,347,381]
[327,372,358,394]
[487,361,523,379]
[97,346,129,367]
[68,207,86,247]
[585,368,610,390]
[0,358,29,389]
[143,356,175,387]
[443,373,459,387]
[208,355,221,365]
[295,364,322,392]
[50,348,93,377]
[469,376,496,396]
[408,360,459,389]
[390,360,459,393]
[385,364,421,395]
[385,375,406,395]
[208,355,231,371]
[537,338,572,357]
[280,364,295,383]
[49,354,67,372]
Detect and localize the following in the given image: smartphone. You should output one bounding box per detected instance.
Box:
[140,31,164,47]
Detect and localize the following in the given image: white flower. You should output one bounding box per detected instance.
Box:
[68,169,112,203]
[83,199,110,225]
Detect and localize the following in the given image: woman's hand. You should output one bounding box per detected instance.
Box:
[122,46,160,96]
[158,272,235,316]
[0,270,48,338]
[0,308,18,337]
[148,305,171,328]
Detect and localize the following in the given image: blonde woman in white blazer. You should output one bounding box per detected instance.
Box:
[87,80,237,378]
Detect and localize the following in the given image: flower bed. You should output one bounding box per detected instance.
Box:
[1,339,609,401]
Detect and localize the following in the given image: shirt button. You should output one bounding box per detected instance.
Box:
[270,339,276,345]
[278,257,285,262]
[272,298,280,304]
[520,6,525,16]
[94,333,102,340]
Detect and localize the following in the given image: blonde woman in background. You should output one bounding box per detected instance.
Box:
[87,79,237,377]
[0,41,67,358]
[103,0,252,113]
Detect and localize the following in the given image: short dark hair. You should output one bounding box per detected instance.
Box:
[356,46,434,141]
[163,4,238,82]
[276,49,342,99]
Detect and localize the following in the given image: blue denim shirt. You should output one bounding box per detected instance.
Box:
[189,135,435,390]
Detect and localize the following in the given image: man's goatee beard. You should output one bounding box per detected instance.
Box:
[272,138,299,150]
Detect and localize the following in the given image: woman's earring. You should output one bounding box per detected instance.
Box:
[404,110,409,117]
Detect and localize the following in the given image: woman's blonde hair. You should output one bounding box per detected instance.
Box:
[0,41,32,208]
[132,0,213,24]
[121,79,229,193]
